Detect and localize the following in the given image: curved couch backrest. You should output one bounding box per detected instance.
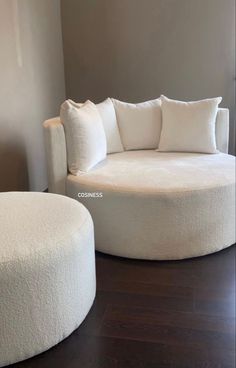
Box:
[215,108,229,153]
[43,108,229,194]
[43,118,67,195]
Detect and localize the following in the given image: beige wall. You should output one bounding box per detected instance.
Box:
[61,0,235,154]
[0,0,65,191]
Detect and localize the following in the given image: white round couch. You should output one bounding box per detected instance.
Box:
[0,192,96,367]
[43,115,235,260]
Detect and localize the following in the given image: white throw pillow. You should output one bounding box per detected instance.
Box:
[158,95,222,153]
[96,98,124,153]
[112,98,162,150]
[60,100,107,175]
[68,98,123,154]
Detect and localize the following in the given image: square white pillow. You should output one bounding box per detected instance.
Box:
[112,98,162,150]
[60,100,107,175]
[68,98,123,154]
[158,95,222,153]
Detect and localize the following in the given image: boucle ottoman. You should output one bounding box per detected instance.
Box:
[0,192,96,367]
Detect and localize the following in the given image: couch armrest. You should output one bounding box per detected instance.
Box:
[216,108,229,153]
[43,117,67,194]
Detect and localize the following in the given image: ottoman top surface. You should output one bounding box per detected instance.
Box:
[0,192,90,263]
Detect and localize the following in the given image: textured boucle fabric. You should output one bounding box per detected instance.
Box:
[43,111,234,260]
[43,108,229,195]
[67,151,235,192]
[0,192,96,367]
[66,151,235,260]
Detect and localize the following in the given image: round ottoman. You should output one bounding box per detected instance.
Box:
[0,192,96,367]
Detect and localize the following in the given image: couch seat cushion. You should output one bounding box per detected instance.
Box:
[66,151,235,260]
[67,150,235,193]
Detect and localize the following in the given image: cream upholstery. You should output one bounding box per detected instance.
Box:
[43,108,235,260]
[0,192,96,367]
[43,118,67,194]
[66,151,235,259]
[112,98,162,150]
[158,95,221,153]
[43,108,230,195]
[60,100,107,175]
[215,108,229,153]
[67,150,234,192]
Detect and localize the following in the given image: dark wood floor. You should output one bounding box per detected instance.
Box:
[11,246,235,368]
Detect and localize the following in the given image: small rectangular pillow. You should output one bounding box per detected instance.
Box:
[158,95,222,153]
[96,98,124,153]
[112,98,162,150]
[60,100,107,175]
[68,98,124,154]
